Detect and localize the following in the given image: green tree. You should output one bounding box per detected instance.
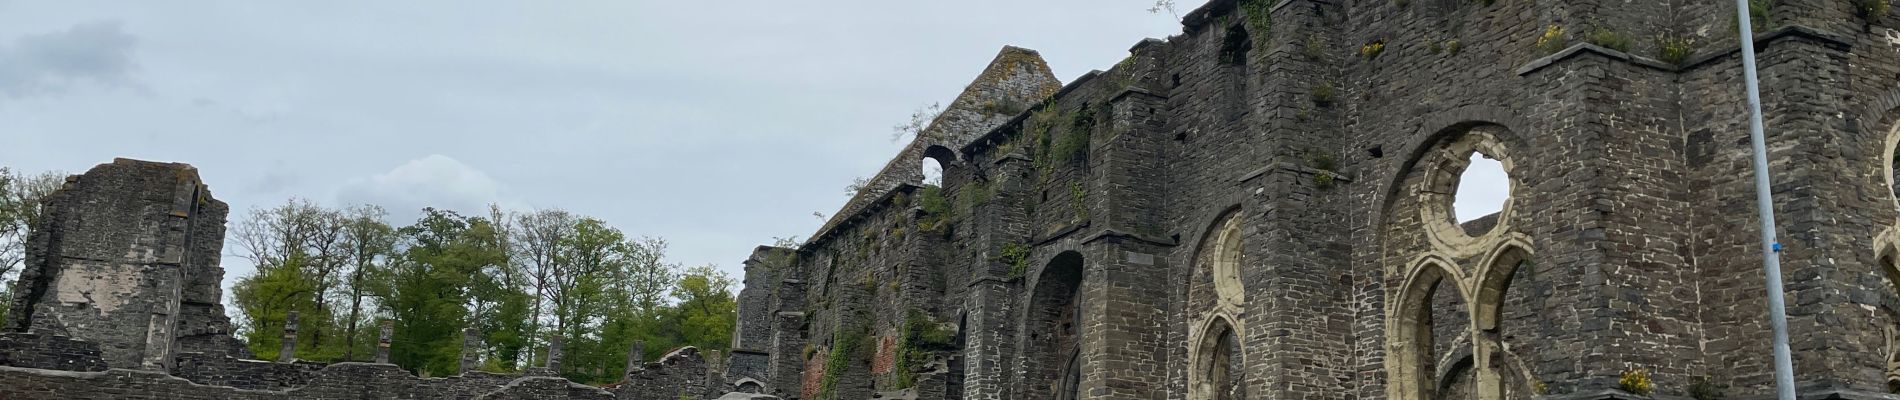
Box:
[383,208,494,377]
[339,205,397,361]
[0,168,62,322]
[669,264,738,352]
[231,251,324,360]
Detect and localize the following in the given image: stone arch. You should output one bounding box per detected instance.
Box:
[1374,105,1532,240]
[1192,207,1246,309]
[1021,250,1086,400]
[1188,313,1247,400]
[1470,239,1538,399]
[1473,238,1535,331]
[921,145,957,187]
[1873,232,1900,392]
[1389,256,1472,400]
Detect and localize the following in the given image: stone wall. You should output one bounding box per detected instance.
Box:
[0,330,109,372]
[4,158,249,370]
[171,352,326,391]
[730,0,1900,399]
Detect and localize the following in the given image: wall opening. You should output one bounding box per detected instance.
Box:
[1417,127,1516,248]
[1393,262,1472,400]
[1193,317,1246,400]
[1024,251,1085,400]
[923,158,944,187]
[1474,245,1538,399]
[1218,24,1251,66]
[1453,154,1509,227]
[921,145,955,187]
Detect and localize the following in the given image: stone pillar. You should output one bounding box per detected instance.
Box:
[375,320,393,364]
[460,328,481,373]
[767,311,807,396]
[625,340,646,376]
[705,349,726,393]
[278,311,299,363]
[545,335,563,372]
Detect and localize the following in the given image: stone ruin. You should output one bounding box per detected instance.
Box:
[0,159,759,399]
[718,0,1900,399]
[17,0,1900,399]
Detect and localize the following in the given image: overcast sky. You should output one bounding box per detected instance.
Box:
[0,1,1517,309]
[0,2,1197,303]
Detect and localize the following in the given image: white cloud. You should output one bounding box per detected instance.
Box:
[0,20,137,98]
[335,154,507,220]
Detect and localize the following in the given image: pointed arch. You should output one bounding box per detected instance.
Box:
[1473,238,1535,331]
[1021,250,1086,400]
[1191,207,1246,309]
[1189,313,1247,400]
[1389,255,1471,400]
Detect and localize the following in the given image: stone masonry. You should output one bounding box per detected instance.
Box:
[726,0,1900,399]
[0,159,756,399]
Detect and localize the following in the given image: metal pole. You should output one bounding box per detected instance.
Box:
[1732,1,1798,398]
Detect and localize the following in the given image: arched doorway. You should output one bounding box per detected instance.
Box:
[1024,251,1085,399]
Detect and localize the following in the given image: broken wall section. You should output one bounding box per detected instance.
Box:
[3,158,249,370]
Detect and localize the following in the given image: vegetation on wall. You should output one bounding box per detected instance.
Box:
[1069,182,1090,221]
[1688,375,1728,400]
[917,186,952,233]
[1618,367,1654,395]
[1427,39,1461,55]
[1861,0,1891,19]
[1585,27,1634,53]
[1239,0,1275,54]
[892,309,956,388]
[816,325,868,400]
[1303,33,1325,60]
[1732,0,1771,36]
[1311,82,1337,108]
[1359,39,1386,59]
[1000,243,1033,279]
[1655,34,1697,65]
[1535,25,1568,55]
[960,179,994,214]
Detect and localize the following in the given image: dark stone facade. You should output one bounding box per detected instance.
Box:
[729,0,1900,399]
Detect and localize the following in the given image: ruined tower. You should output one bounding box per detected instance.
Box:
[4,158,249,370]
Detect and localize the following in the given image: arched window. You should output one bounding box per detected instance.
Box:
[1189,210,1248,399]
[1391,260,1472,400]
[1193,317,1246,400]
[1453,153,1509,225]
[921,145,955,187]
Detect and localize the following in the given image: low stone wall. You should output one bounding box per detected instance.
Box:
[474,376,613,400]
[0,357,755,399]
[0,331,109,372]
[0,365,275,400]
[610,347,713,400]
[725,349,769,383]
[172,352,325,390]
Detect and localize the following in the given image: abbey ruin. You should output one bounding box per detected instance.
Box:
[6,0,1900,399]
[720,0,1900,398]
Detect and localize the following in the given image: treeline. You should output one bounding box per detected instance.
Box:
[231,200,737,383]
[230,200,736,383]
